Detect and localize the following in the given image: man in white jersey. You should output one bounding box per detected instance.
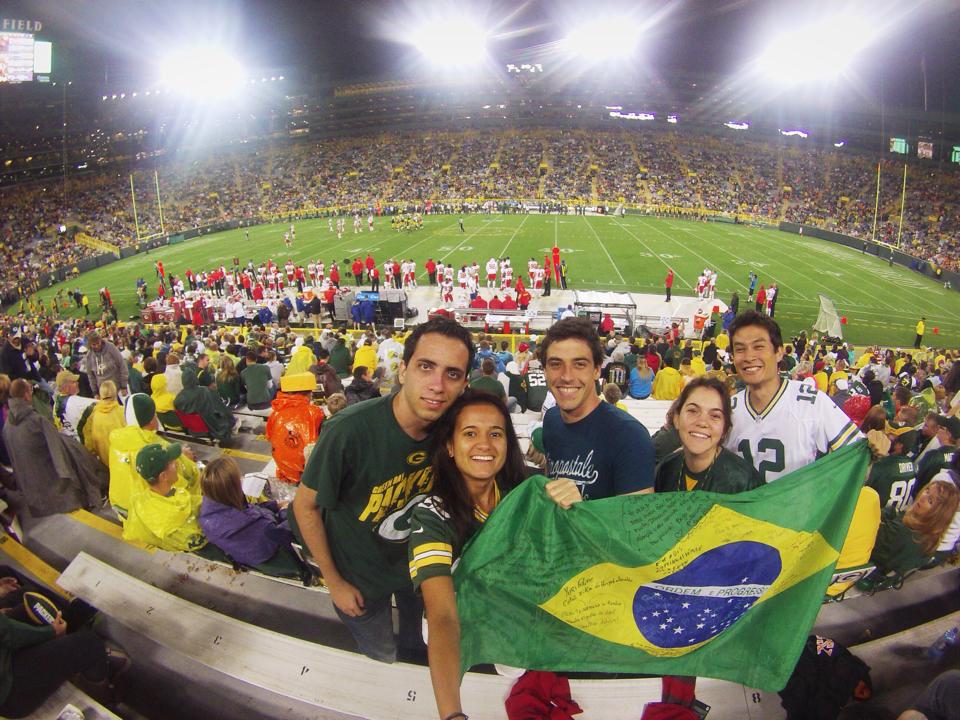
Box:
[436,262,446,292]
[725,311,861,483]
[501,263,513,291]
[486,257,498,288]
[534,265,545,292]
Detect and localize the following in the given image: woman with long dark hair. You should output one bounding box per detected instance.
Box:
[408,389,527,720]
[655,376,762,494]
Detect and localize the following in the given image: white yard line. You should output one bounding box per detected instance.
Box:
[416,219,497,281]
[583,215,626,285]
[676,225,811,301]
[631,218,749,292]
[497,214,530,258]
[717,224,901,312]
[609,218,693,289]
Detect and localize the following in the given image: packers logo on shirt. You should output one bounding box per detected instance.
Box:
[407,451,428,465]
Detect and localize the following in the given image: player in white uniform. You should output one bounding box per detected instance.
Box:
[501,263,513,291]
[486,258,498,288]
[368,214,374,232]
[441,278,454,303]
[457,266,467,289]
[436,262,446,293]
[724,312,861,483]
[528,258,537,286]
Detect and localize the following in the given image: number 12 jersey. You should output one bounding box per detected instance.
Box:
[725,378,862,483]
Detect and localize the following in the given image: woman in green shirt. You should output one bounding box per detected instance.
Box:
[216,355,242,408]
[408,390,528,720]
[655,376,762,494]
[870,479,959,576]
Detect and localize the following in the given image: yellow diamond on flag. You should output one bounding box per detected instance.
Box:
[539,505,837,657]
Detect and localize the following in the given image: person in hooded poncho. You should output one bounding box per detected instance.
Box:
[109,393,200,519]
[83,380,125,466]
[174,363,236,442]
[1,379,107,517]
[150,373,176,414]
[284,341,316,377]
[652,364,684,400]
[265,373,324,483]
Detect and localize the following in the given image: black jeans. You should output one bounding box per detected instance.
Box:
[0,629,107,718]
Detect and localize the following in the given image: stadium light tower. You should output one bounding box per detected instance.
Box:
[757,11,879,84]
[561,16,645,64]
[410,13,488,67]
[158,48,246,100]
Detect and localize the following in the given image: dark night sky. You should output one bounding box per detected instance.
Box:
[3,0,959,110]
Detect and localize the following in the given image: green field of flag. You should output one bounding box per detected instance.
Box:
[16,214,960,347]
[454,442,870,691]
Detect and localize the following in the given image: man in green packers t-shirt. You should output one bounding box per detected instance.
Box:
[291,317,473,663]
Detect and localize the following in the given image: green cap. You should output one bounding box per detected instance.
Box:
[530,426,544,454]
[136,443,182,481]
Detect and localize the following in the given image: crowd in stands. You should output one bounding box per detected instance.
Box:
[0,303,957,714]
[3,127,960,300]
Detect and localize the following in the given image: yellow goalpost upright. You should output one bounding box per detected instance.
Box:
[129,170,167,244]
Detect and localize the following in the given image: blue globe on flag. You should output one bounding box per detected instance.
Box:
[632,541,781,649]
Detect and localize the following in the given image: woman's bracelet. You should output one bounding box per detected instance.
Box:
[442,713,468,720]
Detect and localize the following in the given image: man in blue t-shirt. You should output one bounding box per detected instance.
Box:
[540,318,655,505]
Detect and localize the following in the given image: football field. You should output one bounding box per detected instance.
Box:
[21,214,960,349]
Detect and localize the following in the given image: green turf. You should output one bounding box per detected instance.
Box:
[16,214,960,348]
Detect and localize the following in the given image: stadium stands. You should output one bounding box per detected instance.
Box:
[3,127,960,303]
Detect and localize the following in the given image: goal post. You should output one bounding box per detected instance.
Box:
[129,170,168,244]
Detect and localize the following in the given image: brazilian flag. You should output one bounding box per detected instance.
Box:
[455,442,869,691]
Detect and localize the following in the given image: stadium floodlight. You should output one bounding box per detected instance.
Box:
[409,13,488,66]
[757,11,879,84]
[158,47,246,100]
[562,16,644,63]
[667,115,678,124]
[779,129,809,138]
[724,121,749,131]
[834,140,846,148]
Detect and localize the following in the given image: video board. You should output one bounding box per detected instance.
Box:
[0,31,36,83]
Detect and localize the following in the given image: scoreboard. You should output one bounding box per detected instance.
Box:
[0,18,51,83]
